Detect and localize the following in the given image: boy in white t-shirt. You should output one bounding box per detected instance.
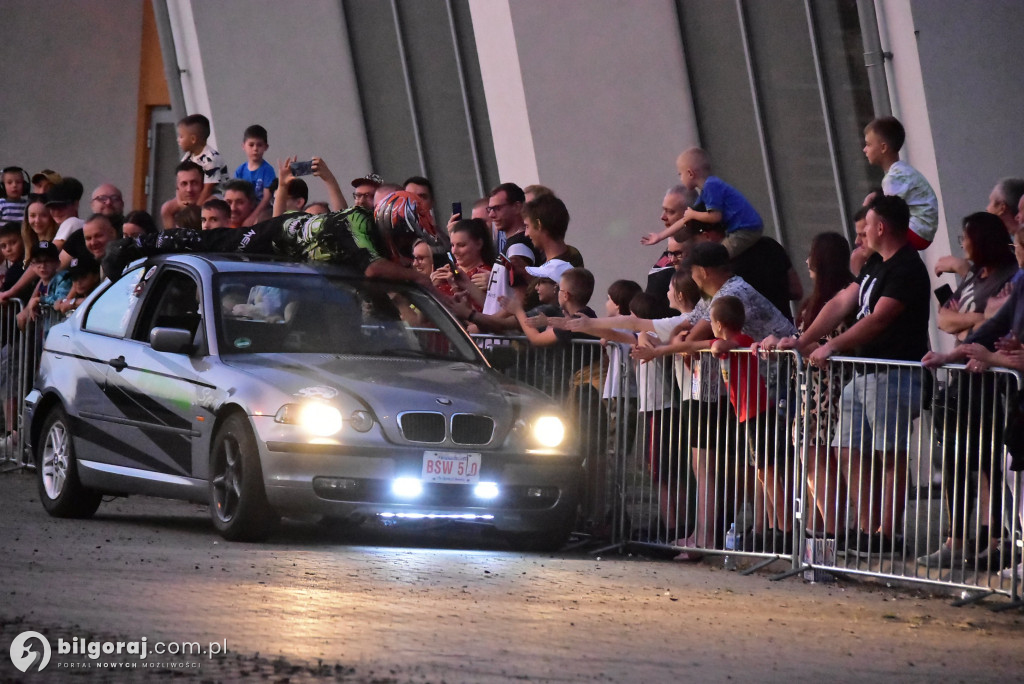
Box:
[178,113,228,205]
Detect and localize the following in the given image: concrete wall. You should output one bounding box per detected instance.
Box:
[0,0,142,202]
[909,0,1024,227]
[186,0,371,202]
[475,0,699,300]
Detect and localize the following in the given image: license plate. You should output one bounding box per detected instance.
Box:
[422,451,481,484]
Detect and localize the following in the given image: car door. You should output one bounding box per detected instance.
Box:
[99,266,207,478]
[65,265,146,466]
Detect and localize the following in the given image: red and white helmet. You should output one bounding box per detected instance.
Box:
[373,190,445,261]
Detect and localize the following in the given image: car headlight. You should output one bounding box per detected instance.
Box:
[275,402,344,436]
[531,415,566,448]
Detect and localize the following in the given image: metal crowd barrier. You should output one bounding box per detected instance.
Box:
[617,348,803,573]
[462,336,1022,603]
[0,301,65,471]
[588,344,1023,602]
[470,333,617,533]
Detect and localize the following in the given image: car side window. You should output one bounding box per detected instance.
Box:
[132,270,202,343]
[82,267,145,338]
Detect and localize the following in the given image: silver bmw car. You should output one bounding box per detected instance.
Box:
[25,255,580,548]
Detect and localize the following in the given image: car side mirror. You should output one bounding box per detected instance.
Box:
[483,345,517,371]
[150,327,195,355]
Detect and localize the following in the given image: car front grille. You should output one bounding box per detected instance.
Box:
[451,414,494,445]
[398,412,446,443]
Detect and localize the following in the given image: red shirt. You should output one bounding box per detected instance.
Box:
[716,333,770,423]
[438,263,492,312]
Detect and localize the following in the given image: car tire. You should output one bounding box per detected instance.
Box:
[36,407,102,518]
[209,413,278,541]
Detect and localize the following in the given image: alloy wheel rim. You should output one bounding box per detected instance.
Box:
[42,423,68,500]
[211,438,242,522]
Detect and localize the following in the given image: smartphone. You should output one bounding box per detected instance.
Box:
[451,201,462,217]
[934,284,954,307]
[446,252,460,278]
[289,160,315,177]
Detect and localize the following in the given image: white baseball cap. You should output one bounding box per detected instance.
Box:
[524,258,573,282]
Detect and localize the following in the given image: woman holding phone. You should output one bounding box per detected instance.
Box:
[432,218,495,312]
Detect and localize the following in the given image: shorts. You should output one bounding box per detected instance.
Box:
[722,227,763,258]
[832,367,922,452]
[683,398,738,452]
[744,407,794,468]
[641,406,682,486]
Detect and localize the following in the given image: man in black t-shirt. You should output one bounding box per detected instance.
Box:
[789,194,929,552]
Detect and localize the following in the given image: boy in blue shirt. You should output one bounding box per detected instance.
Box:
[643,147,763,258]
[234,125,276,221]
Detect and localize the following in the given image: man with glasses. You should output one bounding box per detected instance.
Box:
[351,173,383,212]
[646,235,690,306]
[473,183,539,332]
[59,183,126,265]
[90,183,125,228]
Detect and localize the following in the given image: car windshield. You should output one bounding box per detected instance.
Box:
[215,272,481,362]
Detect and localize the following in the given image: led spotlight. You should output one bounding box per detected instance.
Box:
[392,478,423,498]
[473,482,500,499]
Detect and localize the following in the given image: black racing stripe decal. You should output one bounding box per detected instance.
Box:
[71,415,191,476]
[104,381,193,430]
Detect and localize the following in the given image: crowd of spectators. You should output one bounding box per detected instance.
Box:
[2,112,1023,579]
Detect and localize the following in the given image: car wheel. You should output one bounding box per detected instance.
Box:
[209,413,278,541]
[36,407,102,518]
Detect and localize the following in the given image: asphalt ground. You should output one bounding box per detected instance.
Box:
[1,469,1023,683]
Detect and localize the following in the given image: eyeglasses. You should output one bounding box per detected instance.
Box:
[412,255,431,262]
[667,250,686,258]
[486,203,508,214]
[92,195,122,204]
[353,192,374,201]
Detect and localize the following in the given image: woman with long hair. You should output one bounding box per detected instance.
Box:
[432,218,494,313]
[936,212,1017,341]
[21,194,57,264]
[769,232,855,541]
[918,213,1018,569]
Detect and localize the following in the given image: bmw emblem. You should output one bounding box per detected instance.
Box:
[435,397,452,406]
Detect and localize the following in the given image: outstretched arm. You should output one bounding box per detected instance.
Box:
[312,157,348,212]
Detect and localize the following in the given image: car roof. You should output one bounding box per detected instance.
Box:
[146,253,365,278]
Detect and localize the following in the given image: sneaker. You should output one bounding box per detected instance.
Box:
[999,562,1023,580]
[916,544,962,568]
[845,531,878,559]
[969,541,1012,571]
[0,432,17,451]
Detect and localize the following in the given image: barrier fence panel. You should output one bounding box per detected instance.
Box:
[600,344,1023,600]
[0,300,27,470]
[470,334,619,534]
[0,302,64,471]
[618,348,803,571]
[799,357,1023,600]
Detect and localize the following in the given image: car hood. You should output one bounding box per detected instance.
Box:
[220,353,547,420]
